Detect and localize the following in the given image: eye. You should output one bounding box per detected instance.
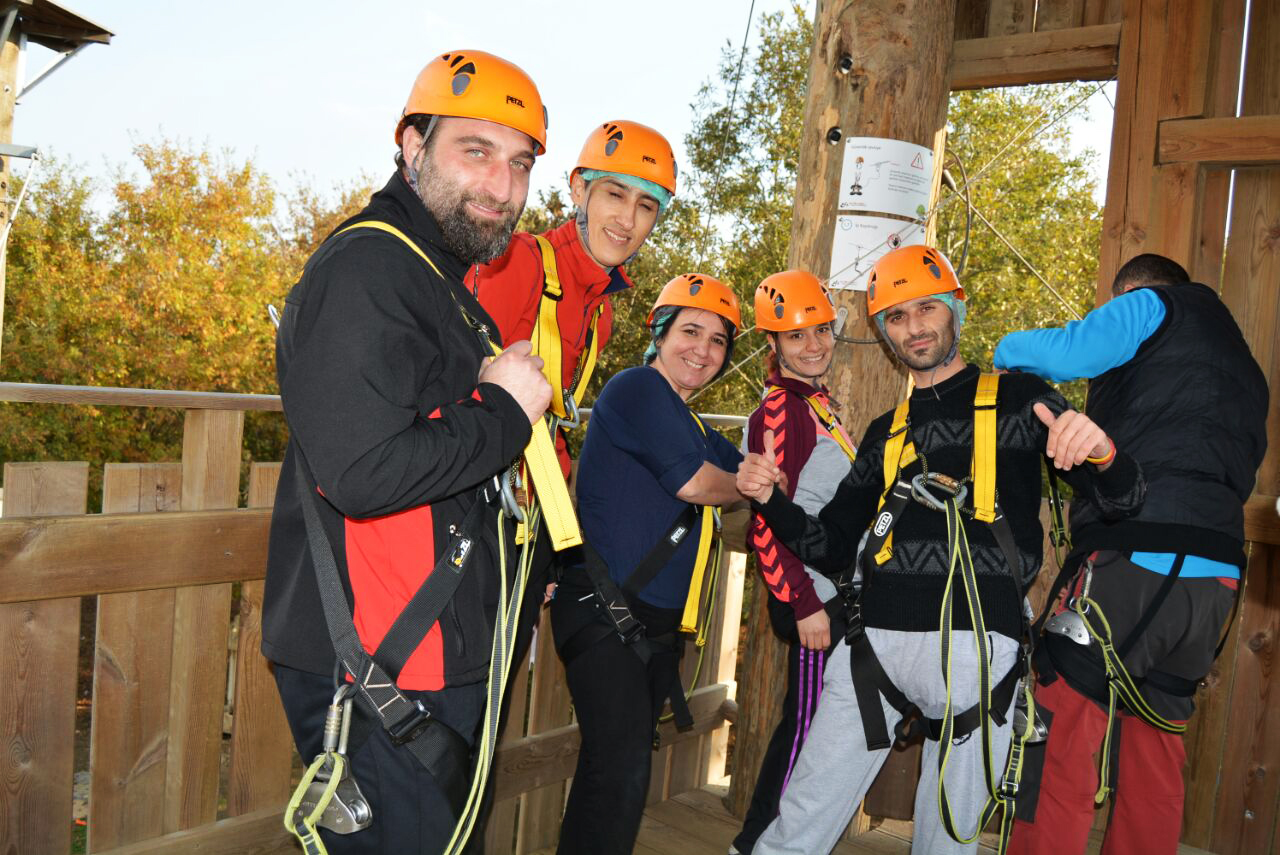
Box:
[511,158,532,173]
[609,189,623,199]
[815,324,831,335]
[639,200,657,213]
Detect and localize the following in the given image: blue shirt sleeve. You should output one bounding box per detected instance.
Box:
[590,367,707,497]
[993,289,1167,383]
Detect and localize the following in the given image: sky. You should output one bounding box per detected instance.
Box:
[11,0,1114,213]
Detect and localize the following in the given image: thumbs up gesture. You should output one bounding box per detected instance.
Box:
[738,428,787,502]
[1034,402,1113,471]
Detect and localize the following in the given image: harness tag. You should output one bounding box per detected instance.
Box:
[669,525,689,544]
[873,511,893,537]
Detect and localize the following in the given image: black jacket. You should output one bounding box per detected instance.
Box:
[1071,282,1269,567]
[262,172,531,688]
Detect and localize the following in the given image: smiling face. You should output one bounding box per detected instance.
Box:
[881,294,957,372]
[570,171,660,267]
[402,116,537,265]
[771,322,835,383]
[650,307,730,400]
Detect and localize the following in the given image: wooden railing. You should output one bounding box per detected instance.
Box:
[0,383,748,855]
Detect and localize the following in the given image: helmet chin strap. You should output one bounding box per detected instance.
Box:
[404,116,440,196]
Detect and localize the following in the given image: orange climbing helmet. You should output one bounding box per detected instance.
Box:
[866,244,964,317]
[395,50,548,154]
[574,121,677,195]
[649,273,742,330]
[754,270,836,332]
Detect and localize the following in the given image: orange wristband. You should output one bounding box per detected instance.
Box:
[1086,438,1116,466]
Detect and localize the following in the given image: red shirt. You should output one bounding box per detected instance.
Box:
[469,218,633,475]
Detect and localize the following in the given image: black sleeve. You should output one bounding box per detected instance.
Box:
[278,235,532,519]
[1023,382,1145,519]
[752,416,887,576]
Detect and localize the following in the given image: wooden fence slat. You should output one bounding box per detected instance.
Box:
[950,23,1121,89]
[94,806,294,855]
[164,410,242,832]
[1034,0,1086,31]
[0,462,88,855]
[516,607,573,853]
[226,464,293,817]
[484,641,533,854]
[701,550,746,785]
[88,464,182,852]
[985,0,1035,36]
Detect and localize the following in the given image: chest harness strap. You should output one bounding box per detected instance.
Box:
[558,411,723,736]
[530,234,603,428]
[765,385,858,464]
[837,374,1034,854]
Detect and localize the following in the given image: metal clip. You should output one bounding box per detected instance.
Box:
[1044,610,1092,646]
[557,390,582,431]
[497,466,525,523]
[292,684,373,835]
[910,471,968,512]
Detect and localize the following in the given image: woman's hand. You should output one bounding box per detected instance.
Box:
[796,608,831,651]
[737,429,787,502]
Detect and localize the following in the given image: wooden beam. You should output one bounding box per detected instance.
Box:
[492,683,730,802]
[93,806,295,855]
[951,22,1121,89]
[0,508,270,603]
[1245,494,1280,547]
[1158,115,1280,165]
[0,381,283,411]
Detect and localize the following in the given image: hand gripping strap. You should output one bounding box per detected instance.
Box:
[337,221,582,552]
[972,373,999,524]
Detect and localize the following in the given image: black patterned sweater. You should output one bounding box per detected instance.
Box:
[754,364,1146,640]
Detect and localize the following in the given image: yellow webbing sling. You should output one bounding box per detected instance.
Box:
[679,412,718,635]
[337,221,582,551]
[788,388,858,463]
[873,373,999,564]
[530,234,602,420]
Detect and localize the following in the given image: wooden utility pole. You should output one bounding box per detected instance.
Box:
[729,0,957,826]
[0,30,18,365]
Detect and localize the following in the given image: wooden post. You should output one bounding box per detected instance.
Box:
[0,28,17,365]
[164,409,243,832]
[728,0,957,824]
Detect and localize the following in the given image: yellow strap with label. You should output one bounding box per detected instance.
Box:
[972,373,999,524]
[679,412,718,634]
[874,397,913,565]
[337,221,582,551]
[530,235,567,418]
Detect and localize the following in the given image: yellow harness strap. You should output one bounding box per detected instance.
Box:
[530,235,603,422]
[874,397,915,564]
[679,412,718,634]
[763,385,858,464]
[337,221,582,551]
[972,374,999,524]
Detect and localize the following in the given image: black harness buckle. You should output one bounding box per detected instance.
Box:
[386,699,434,746]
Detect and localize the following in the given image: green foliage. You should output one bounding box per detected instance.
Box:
[0,142,373,490]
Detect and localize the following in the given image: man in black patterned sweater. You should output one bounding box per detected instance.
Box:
[736,245,1145,855]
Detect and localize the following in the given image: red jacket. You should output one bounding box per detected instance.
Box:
[469,219,632,475]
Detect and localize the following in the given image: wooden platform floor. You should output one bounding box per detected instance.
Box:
[529,786,1218,855]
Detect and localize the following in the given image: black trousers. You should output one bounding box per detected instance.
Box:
[550,583,683,855]
[274,663,485,855]
[733,595,843,855]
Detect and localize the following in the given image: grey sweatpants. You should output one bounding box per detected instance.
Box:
[754,628,1019,855]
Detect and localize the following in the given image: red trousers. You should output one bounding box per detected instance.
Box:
[1008,677,1186,855]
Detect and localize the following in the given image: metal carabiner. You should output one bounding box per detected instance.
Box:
[910,471,968,513]
[557,390,582,431]
[496,466,525,523]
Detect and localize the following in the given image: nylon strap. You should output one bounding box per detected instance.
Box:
[875,398,914,564]
[972,374,999,523]
[766,385,858,463]
[531,235,567,418]
[679,412,718,634]
[337,221,582,552]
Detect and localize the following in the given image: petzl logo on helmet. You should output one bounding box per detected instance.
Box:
[642,155,657,164]
[443,54,477,96]
[506,94,525,108]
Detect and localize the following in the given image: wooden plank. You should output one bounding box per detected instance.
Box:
[1159,115,1280,165]
[491,684,730,802]
[88,464,181,852]
[0,462,88,855]
[516,609,573,852]
[1035,0,1086,32]
[0,508,271,603]
[164,410,242,833]
[702,550,746,784]
[985,0,1035,36]
[954,0,994,40]
[226,464,292,817]
[484,640,532,855]
[952,23,1121,89]
[1245,494,1280,546]
[1082,0,1123,26]
[726,580,788,817]
[0,382,282,411]
[1211,544,1280,855]
[94,805,294,855]
[666,629,706,798]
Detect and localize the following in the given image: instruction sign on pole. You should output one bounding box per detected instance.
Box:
[827,215,925,291]
[838,137,933,220]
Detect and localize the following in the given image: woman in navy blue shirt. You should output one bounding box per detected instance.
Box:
[552,274,746,855]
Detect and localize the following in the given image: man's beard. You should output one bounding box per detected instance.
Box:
[893,324,955,371]
[416,156,522,266]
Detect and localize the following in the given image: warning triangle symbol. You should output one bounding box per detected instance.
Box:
[910,153,924,169]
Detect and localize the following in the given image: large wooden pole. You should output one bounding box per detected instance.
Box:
[0,30,17,366]
[728,0,957,824]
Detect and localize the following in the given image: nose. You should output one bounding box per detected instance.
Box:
[478,160,513,204]
[616,201,636,231]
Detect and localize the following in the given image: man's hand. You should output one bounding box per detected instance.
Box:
[1034,402,1112,471]
[737,429,787,502]
[479,340,552,425]
[796,607,831,651]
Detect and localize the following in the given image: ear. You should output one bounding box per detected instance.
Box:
[766,333,778,355]
[569,170,588,208]
[401,126,427,172]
